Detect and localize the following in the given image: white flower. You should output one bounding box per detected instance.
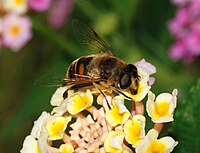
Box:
[146,89,178,123]
[45,115,71,140]
[124,115,146,148]
[105,96,130,127]
[2,0,27,14]
[50,86,69,106]
[104,131,125,152]
[135,129,178,153]
[20,135,40,153]
[31,111,50,139]
[67,89,93,115]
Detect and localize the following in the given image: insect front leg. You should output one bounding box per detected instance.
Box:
[93,82,112,109]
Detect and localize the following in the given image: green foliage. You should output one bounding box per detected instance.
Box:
[0,56,68,153]
[171,79,200,153]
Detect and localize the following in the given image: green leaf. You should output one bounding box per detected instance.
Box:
[171,79,200,153]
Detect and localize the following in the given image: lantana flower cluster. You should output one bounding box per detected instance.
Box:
[0,0,73,51]
[21,59,178,153]
[168,0,200,63]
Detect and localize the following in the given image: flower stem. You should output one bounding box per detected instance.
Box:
[135,102,144,115]
[131,101,136,116]
[154,123,164,133]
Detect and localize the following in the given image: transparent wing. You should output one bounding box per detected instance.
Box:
[34,72,66,87]
[34,72,103,87]
[72,19,113,55]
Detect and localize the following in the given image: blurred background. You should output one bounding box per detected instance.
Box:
[0,0,199,152]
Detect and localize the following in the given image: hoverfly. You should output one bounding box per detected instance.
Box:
[61,19,140,100]
[36,19,140,101]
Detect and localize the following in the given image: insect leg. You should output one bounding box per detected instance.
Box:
[110,86,132,100]
[62,82,94,99]
[93,82,111,109]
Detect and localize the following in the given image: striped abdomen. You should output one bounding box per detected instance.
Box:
[66,55,94,79]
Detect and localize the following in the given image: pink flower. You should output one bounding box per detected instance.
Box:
[69,107,111,152]
[1,14,32,51]
[48,0,74,29]
[0,19,2,49]
[186,30,200,55]
[134,59,156,76]
[28,0,52,12]
[168,8,189,38]
[189,0,200,16]
[168,0,200,63]
[171,0,190,6]
[169,40,187,60]
[169,39,194,63]
[134,59,156,86]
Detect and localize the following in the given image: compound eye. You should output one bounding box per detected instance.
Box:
[119,73,131,89]
[125,64,139,78]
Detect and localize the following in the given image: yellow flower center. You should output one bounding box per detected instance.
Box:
[154,102,169,117]
[59,144,74,153]
[110,104,123,123]
[10,24,20,37]
[14,0,24,6]
[35,145,41,153]
[147,141,167,153]
[67,90,93,115]
[73,94,91,112]
[131,121,142,137]
[47,118,66,138]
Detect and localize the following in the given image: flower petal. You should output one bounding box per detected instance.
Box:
[67,89,93,115]
[2,14,32,51]
[3,0,27,14]
[135,129,158,153]
[28,0,52,12]
[50,86,68,106]
[20,135,40,153]
[136,129,177,153]
[106,96,130,126]
[31,111,50,139]
[158,137,178,153]
[134,59,156,75]
[45,115,71,140]
[124,115,146,148]
[59,143,74,153]
[104,131,124,152]
[146,90,178,123]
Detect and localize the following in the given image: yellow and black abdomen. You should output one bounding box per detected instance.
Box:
[66,55,95,79]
